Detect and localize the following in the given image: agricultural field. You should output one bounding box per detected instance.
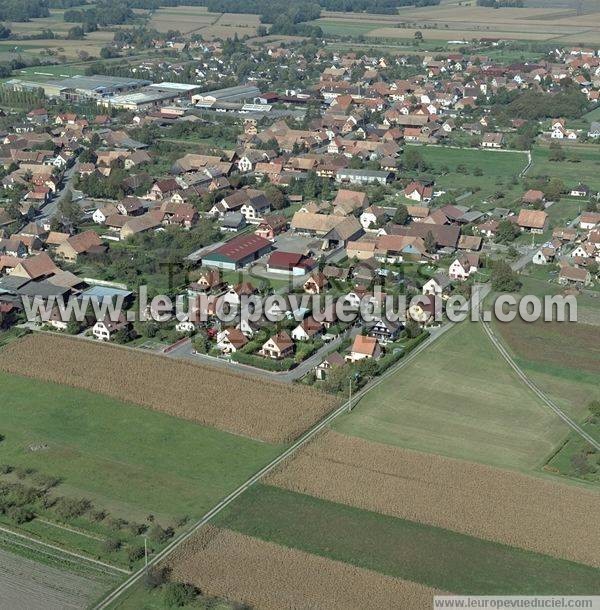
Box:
[0,547,115,610]
[333,321,568,472]
[148,7,260,39]
[266,430,600,566]
[210,485,600,595]
[307,5,600,43]
[0,333,338,444]
[405,145,528,209]
[529,145,600,192]
[167,525,442,610]
[492,314,600,483]
[0,367,280,524]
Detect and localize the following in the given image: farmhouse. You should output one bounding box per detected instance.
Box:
[481,133,504,148]
[315,352,345,380]
[55,231,106,262]
[517,209,548,234]
[202,234,272,270]
[558,263,592,287]
[92,314,130,341]
[404,181,433,203]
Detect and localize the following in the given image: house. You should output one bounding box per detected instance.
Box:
[92,204,119,225]
[291,316,324,341]
[532,245,557,265]
[0,239,27,258]
[360,206,387,231]
[517,209,548,234]
[404,181,433,203]
[570,183,590,198]
[332,189,369,216]
[260,331,294,359]
[117,197,146,216]
[55,231,106,262]
[368,317,402,344]
[220,212,246,233]
[254,215,287,240]
[189,269,224,293]
[303,272,328,294]
[121,213,163,239]
[345,334,382,363]
[336,169,391,186]
[422,272,452,298]
[267,251,314,275]
[448,253,480,281]
[315,352,345,380]
[202,233,272,270]
[222,281,256,308]
[92,314,130,341]
[588,121,600,138]
[217,328,248,353]
[481,133,504,148]
[10,252,58,280]
[580,212,600,230]
[408,295,440,326]
[522,190,545,205]
[558,263,592,286]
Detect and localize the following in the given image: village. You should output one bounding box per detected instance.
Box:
[0,38,599,392]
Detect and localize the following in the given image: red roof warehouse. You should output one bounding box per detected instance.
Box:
[201,233,272,270]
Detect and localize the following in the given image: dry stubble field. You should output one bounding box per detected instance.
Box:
[169,525,442,610]
[266,430,600,567]
[0,334,338,444]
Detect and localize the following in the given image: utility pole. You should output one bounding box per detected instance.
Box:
[348,378,353,412]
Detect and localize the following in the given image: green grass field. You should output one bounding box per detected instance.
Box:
[529,145,600,191]
[0,370,281,524]
[214,485,600,595]
[406,145,528,208]
[333,321,568,471]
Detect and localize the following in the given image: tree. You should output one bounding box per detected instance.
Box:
[163,583,197,608]
[490,260,521,292]
[494,219,520,244]
[264,184,285,210]
[192,332,210,354]
[424,231,436,254]
[543,177,564,202]
[548,141,565,162]
[393,203,408,225]
[405,319,421,339]
[414,30,423,41]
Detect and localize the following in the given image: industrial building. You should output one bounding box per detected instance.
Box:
[149,82,202,96]
[4,74,151,101]
[192,85,261,106]
[201,233,272,270]
[99,89,179,111]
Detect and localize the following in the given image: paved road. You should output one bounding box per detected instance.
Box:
[37,163,79,222]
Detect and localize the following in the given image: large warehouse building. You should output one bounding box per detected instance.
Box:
[192,84,261,106]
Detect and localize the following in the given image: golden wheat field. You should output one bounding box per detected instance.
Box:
[0,334,338,444]
[169,525,443,610]
[266,430,600,567]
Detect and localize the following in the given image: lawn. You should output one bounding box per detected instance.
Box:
[333,321,568,471]
[529,145,600,191]
[406,145,528,208]
[0,370,281,524]
[214,484,600,595]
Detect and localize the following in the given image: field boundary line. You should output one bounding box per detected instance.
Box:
[0,525,130,576]
[94,325,448,609]
[36,518,106,542]
[481,321,600,451]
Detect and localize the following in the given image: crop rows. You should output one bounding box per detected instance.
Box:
[169,526,442,610]
[266,430,600,567]
[0,334,338,444]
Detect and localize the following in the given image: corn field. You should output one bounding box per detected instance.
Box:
[0,334,338,444]
[266,430,600,567]
[169,526,441,610]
